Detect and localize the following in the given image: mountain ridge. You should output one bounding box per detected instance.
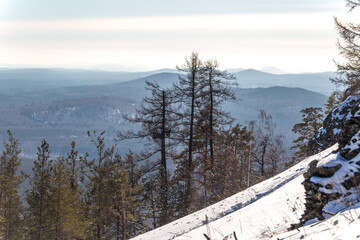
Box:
[0,68,335,95]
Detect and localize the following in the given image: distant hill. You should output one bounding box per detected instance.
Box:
[234,69,335,95]
[0,86,327,159]
[0,69,329,160]
[0,68,179,93]
[226,86,327,138]
[260,66,285,74]
[0,68,335,96]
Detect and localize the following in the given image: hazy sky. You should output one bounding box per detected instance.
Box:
[0,0,351,72]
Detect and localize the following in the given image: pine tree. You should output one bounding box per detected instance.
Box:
[51,156,86,240]
[207,125,252,204]
[170,151,196,218]
[123,151,146,237]
[0,131,23,239]
[346,0,360,10]
[0,213,3,239]
[291,107,323,164]
[82,131,118,239]
[141,174,159,229]
[111,151,144,240]
[325,90,342,114]
[66,141,82,190]
[332,0,360,96]
[26,139,54,240]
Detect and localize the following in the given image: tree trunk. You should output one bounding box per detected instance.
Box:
[121,188,127,240]
[97,224,101,240]
[38,167,44,240]
[208,71,214,167]
[186,69,196,211]
[260,138,268,177]
[116,208,120,240]
[160,90,168,223]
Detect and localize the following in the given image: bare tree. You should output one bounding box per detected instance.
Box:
[249,110,286,182]
[118,80,179,226]
[173,52,203,212]
[199,59,236,167]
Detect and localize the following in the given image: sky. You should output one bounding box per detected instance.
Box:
[0,0,352,73]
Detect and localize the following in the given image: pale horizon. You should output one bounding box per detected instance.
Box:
[0,0,352,73]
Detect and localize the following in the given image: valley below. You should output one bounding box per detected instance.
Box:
[0,68,330,160]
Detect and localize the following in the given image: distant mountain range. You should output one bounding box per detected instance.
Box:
[0,68,328,159]
[0,68,335,95]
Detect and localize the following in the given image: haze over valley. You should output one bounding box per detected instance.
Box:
[0,67,330,159]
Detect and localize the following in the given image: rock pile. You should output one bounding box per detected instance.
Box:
[293,93,360,228]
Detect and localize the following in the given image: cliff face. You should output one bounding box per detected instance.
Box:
[296,93,360,227]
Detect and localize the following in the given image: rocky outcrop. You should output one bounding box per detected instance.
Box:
[293,93,360,229]
[339,117,360,160]
[307,94,360,155]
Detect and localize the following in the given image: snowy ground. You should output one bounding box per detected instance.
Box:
[273,205,360,240]
[133,145,360,240]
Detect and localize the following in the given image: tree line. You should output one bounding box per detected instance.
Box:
[0,130,144,240]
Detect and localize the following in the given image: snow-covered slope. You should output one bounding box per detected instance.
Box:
[133,92,360,240]
[133,146,339,240]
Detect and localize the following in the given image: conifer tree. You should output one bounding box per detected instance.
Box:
[332,0,360,96]
[0,131,23,239]
[291,107,323,163]
[122,151,146,236]
[141,174,159,229]
[325,91,342,114]
[118,80,179,226]
[172,52,203,214]
[207,125,252,205]
[26,139,54,240]
[51,156,86,239]
[190,59,236,208]
[170,154,191,218]
[198,59,236,167]
[82,131,118,239]
[111,152,144,240]
[66,141,82,190]
[0,213,3,239]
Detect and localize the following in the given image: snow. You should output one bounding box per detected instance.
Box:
[332,128,341,135]
[311,154,360,195]
[343,130,360,153]
[273,206,360,240]
[332,94,360,121]
[337,94,360,113]
[316,127,326,138]
[132,145,348,240]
